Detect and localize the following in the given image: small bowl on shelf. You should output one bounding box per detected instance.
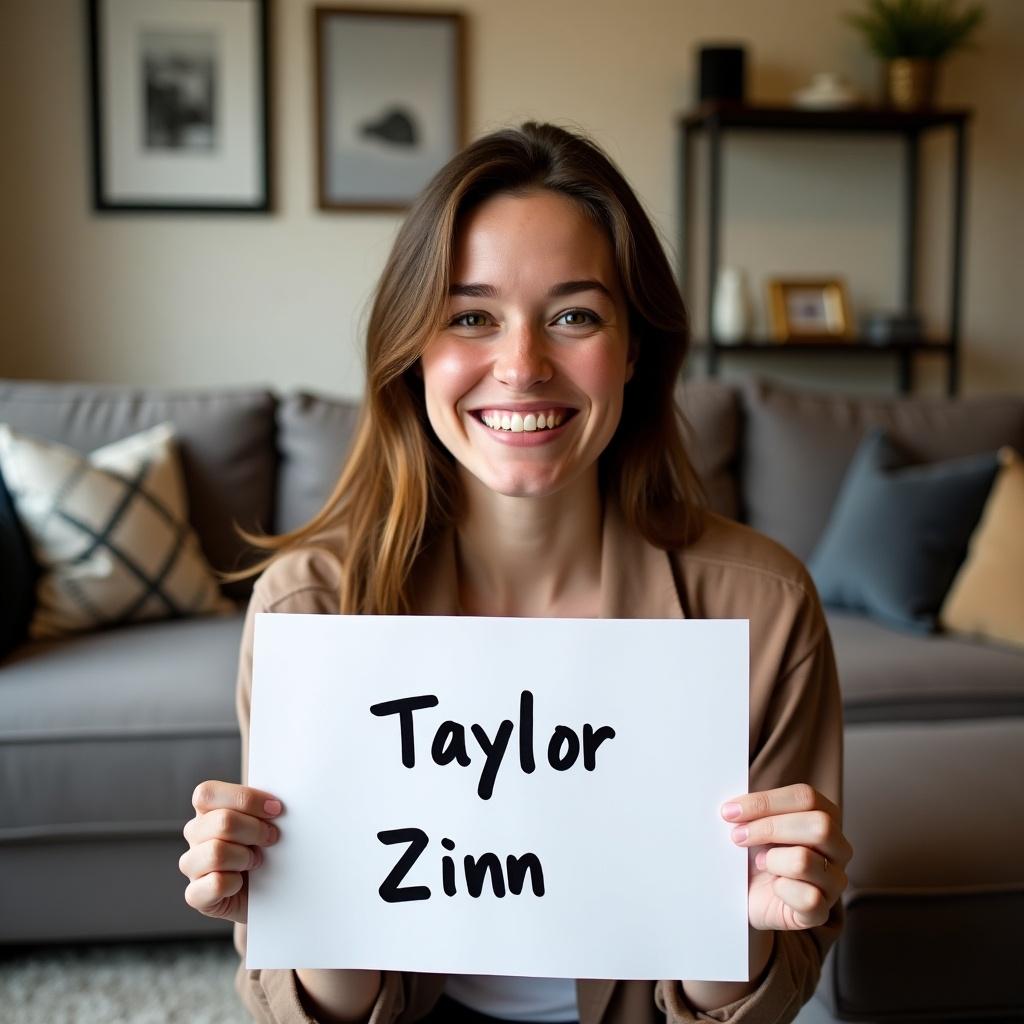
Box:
[860,310,923,345]
[791,73,862,109]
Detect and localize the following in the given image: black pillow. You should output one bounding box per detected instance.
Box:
[0,464,37,658]
[808,429,1000,633]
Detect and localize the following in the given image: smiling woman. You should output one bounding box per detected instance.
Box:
[179,122,851,1024]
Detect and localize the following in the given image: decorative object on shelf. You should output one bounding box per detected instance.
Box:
[696,44,747,103]
[712,268,752,344]
[315,6,465,211]
[791,72,862,109]
[767,278,854,342]
[861,309,924,343]
[87,0,270,213]
[678,103,970,393]
[844,0,986,110]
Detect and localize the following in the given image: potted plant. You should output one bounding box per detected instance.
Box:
[845,0,986,110]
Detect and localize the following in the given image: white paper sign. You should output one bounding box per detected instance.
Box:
[246,614,749,981]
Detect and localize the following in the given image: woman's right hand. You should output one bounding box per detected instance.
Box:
[179,780,283,924]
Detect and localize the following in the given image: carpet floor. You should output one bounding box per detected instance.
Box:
[0,940,845,1024]
[0,938,249,1024]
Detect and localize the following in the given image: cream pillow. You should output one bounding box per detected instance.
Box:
[940,447,1024,649]
[0,422,232,639]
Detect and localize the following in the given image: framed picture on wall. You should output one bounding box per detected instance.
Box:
[87,0,270,213]
[314,6,466,211]
[766,278,854,342]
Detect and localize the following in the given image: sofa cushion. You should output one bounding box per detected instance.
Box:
[740,377,1024,560]
[941,447,1024,650]
[0,424,231,639]
[0,837,232,943]
[275,392,361,534]
[0,614,244,842]
[0,381,277,597]
[826,608,1024,723]
[809,430,999,633]
[0,463,35,659]
[676,379,741,520]
[844,717,1023,889]
[827,716,1024,1020]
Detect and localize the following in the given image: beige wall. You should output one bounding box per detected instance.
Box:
[1,0,1021,399]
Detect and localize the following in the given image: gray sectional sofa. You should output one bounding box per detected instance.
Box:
[1,376,1022,1022]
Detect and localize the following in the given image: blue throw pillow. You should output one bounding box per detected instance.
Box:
[808,429,1000,634]
[0,463,37,658]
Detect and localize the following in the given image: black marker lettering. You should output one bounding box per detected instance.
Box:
[506,852,546,896]
[431,721,472,767]
[441,837,458,896]
[464,852,506,898]
[369,695,439,768]
[471,720,514,800]
[519,690,535,774]
[582,723,616,770]
[547,725,581,770]
[376,827,431,903]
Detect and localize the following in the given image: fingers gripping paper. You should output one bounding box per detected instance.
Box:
[246,614,749,981]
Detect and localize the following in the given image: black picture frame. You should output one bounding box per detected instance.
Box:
[87,0,271,213]
[314,6,465,211]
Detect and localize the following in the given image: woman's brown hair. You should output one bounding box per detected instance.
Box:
[237,121,705,613]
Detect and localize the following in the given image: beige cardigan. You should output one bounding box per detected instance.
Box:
[231,503,844,1024]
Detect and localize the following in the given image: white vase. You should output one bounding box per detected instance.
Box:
[712,267,751,344]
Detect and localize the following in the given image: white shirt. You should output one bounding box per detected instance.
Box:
[443,975,578,1022]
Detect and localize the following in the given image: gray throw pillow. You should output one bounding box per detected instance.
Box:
[808,429,1000,634]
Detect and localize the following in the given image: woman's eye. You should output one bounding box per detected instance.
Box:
[449,311,491,329]
[554,308,601,327]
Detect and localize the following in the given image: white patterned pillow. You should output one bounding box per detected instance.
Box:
[0,422,232,639]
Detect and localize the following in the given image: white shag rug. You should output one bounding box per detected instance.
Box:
[0,938,251,1024]
[0,943,880,1024]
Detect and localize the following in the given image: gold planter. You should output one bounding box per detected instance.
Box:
[886,58,939,110]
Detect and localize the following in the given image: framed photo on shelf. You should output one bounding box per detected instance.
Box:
[767,278,853,342]
[314,6,465,211]
[87,0,270,213]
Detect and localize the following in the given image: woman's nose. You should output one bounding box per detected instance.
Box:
[492,322,553,391]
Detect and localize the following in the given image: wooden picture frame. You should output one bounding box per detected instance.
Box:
[87,0,271,214]
[766,278,854,342]
[314,6,466,211]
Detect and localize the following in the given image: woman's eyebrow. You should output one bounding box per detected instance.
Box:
[448,279,613,300]
[548,279,613,300]
[448,282,498,298]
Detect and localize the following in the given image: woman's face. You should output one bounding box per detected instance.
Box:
[420,189,634,500]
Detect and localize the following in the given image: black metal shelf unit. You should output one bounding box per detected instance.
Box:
[677,101,972,394]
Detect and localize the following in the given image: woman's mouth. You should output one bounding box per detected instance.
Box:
[473,408,578,433]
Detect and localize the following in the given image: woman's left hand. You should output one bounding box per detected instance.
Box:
[721,783,853,932]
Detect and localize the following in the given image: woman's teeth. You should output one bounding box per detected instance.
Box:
[480,410,567,433]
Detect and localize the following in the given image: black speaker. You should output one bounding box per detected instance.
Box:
[697,45,747,103]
